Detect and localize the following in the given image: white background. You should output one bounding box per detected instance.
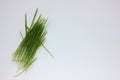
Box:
[0,0,120,80]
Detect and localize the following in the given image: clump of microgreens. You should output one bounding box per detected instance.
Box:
[12,9,54,76]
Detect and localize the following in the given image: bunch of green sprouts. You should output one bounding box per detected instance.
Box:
[12,9,54,76]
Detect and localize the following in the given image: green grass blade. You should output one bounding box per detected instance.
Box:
[19,31,23,39]
[30,8,38,28]
[42,44,54,59]
[25,14,27,35]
